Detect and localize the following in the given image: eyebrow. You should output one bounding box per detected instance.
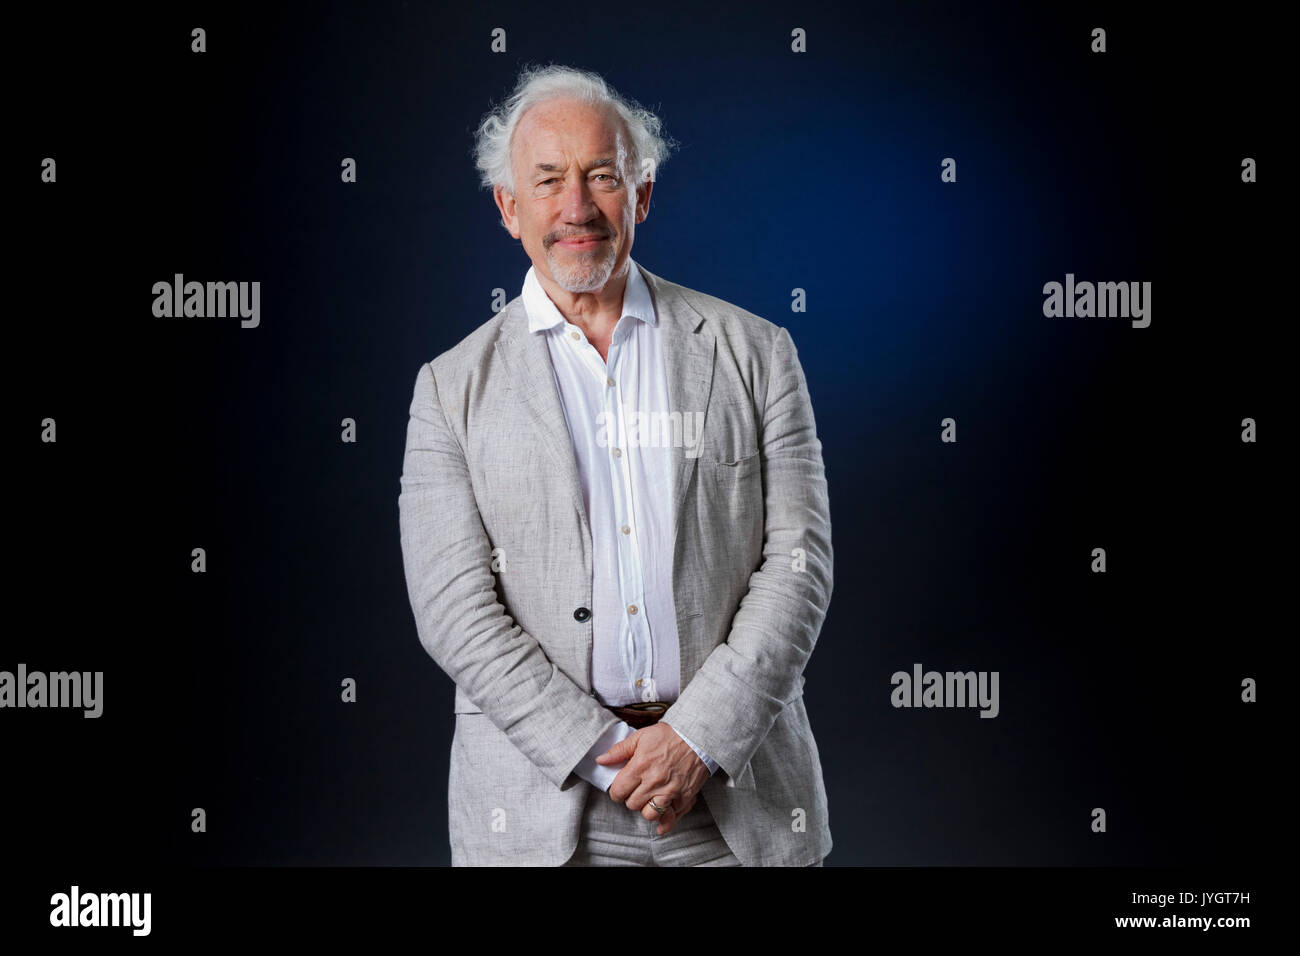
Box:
[533,157,618,175]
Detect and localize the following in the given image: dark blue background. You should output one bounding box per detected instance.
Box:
[13,0,1278,869]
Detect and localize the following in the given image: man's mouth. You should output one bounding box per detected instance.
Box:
[554,235,607,248]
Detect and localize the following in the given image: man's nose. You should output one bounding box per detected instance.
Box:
[561,176,598,222]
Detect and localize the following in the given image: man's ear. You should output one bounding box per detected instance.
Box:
[493,184,522,238]
[634,178,654,225]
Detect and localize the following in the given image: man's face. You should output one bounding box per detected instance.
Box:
[494,97,652,294]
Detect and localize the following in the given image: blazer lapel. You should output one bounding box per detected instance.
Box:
[638,265,717,557]
[641,266,718,690]
[493,296,592,545]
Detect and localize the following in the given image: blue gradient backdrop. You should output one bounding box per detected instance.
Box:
[14,1,1277,869]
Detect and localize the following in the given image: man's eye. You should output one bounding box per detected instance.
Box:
[539,178,558,186]
[594,174,615,182]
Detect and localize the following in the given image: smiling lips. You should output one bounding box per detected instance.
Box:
[555,235,606,247]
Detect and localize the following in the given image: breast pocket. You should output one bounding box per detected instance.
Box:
[707,450,761,488]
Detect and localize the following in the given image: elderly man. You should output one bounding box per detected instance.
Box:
[398,64,833,866]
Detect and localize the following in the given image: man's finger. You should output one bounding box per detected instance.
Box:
[641,793,675,823]
[608,759,653,804]
[626,777,678,813]
[594,732,638,765]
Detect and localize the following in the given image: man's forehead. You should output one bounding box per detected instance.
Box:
[523,141,620,165]
[514,101,624,158]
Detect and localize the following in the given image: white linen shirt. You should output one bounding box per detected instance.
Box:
[519,258,718,792]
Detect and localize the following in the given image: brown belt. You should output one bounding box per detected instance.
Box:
[607,701,671,729]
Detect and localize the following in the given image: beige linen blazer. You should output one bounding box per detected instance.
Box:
[398,262,833,866]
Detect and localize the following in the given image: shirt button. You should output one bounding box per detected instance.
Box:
[621,525,630,535]
[628,604,638,615]
[606,377,615,387]
[612,447,622,458]
[635,679,644,687]
[573,606,591,622]
[570,331,580,341]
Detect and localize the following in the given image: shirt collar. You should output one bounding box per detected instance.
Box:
[523,257,657,333]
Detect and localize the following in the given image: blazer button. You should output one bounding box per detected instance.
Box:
[573,606,591,622]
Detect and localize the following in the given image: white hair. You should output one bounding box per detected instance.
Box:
[473,63,676,195]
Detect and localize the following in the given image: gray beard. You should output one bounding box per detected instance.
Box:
[546,239,618,293]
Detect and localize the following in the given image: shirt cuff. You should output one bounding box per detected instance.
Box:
[572,720,636,791]
[667,723,719,776]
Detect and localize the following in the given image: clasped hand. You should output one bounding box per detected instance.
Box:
[595,722,710,836]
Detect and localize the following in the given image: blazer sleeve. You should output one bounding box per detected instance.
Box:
[659,325,833,784]
[398,361,622,790]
